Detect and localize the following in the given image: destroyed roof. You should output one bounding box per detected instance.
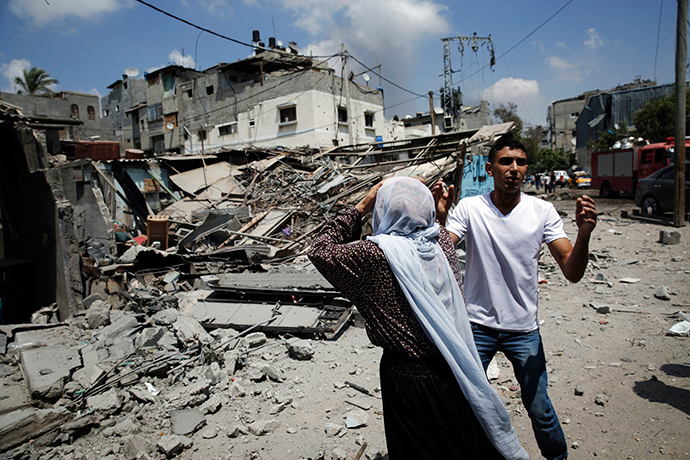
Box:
[0,100,83,126]
[206,50,331,76]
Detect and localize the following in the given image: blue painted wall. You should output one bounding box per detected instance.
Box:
[460,154,493,199]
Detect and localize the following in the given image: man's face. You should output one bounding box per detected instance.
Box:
[486,147,528,193]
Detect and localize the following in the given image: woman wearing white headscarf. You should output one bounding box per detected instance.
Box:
[309,177,527,460]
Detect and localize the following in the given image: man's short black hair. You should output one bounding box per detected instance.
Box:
[488,136,528,163]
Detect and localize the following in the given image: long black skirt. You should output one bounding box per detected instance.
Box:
[380,352,505,460]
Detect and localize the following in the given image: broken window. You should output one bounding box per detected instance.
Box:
[87,106,96,121]
[163,73,176,97]
[206,85,214,96]
[338,107,347,124]
[186,89,193,98]
[151,135,165,155]
[147,103,163,121]
[218,122,237,136]
[279,106,297,124]
[104,108,110,117]
[249,118,255,128]
[198,129,207,141]
[364,112,374,128]
[71,104,79,119]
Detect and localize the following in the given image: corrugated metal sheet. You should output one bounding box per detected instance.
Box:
[611,83,675,127]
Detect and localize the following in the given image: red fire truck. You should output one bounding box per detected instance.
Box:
[591,138,690,197]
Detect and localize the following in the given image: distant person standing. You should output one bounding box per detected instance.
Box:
[535,174,541,191]
[433,137,598,460]
[550,171,557,192]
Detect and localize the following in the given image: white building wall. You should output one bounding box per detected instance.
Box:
[186,89,385,152]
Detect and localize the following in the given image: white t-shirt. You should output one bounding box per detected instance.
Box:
[446,192,567,332]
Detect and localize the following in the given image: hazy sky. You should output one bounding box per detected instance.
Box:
[0,0,681,126]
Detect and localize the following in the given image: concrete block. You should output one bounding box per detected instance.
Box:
[157,434,192,456]
[85,300,111,329]
[659,230,681,245]
[286,337,314,360]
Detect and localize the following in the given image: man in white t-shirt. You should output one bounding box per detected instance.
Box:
[433,137,597,460]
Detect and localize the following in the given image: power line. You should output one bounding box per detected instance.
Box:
[654,0,664,82]
[347,53,427,98]
[457,0,575,85]
[134,0,256,49]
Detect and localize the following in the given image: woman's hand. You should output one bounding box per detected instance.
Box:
[355,181,384,216]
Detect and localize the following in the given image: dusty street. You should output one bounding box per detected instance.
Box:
[2,190,690,460]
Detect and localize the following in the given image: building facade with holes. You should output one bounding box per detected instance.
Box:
[101,76,147,151]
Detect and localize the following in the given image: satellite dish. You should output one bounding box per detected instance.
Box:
[125,67,140,77]
[277,40,283,47]
[571,138,576,146]
[362,73,370,82]
[166,123,174,130]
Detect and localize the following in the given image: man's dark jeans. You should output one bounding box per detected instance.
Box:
[471,323,568,460]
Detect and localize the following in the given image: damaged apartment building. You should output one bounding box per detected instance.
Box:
[103,32,386,156]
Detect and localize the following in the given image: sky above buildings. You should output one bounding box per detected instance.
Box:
[0,0,681,127]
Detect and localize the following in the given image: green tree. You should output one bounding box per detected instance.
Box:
[14,66,58,95]
[589,123,630,152]
[633,92,690,143]
[533,148,570,172]
[493,102,523,135]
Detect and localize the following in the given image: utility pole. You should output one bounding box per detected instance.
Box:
[674,0,687,227]
[429,90,436,135]
[342,43,354,147]
[441,33,495,132]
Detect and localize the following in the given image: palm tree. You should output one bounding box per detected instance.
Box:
[14,66,58,95]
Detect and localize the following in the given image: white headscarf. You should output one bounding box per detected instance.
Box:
[368,177,528,460]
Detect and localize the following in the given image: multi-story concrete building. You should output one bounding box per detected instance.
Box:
[104,44,386,156]
[101,75,147,151]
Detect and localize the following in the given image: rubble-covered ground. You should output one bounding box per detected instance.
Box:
[1,191,690,460]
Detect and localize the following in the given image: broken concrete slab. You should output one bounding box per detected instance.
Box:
[121,434,152,460]
[247,418,279,436]
[157,434,193,456]
[86,387,123,413]
[171,314,212,344]
[0,407,71,451]
[20,344,81,399]
[170,409,206,435]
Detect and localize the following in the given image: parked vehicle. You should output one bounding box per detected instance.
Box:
[553,170,569,187]
[634,162,690,215]
[568,171,591,189]
[591,138,690,197]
